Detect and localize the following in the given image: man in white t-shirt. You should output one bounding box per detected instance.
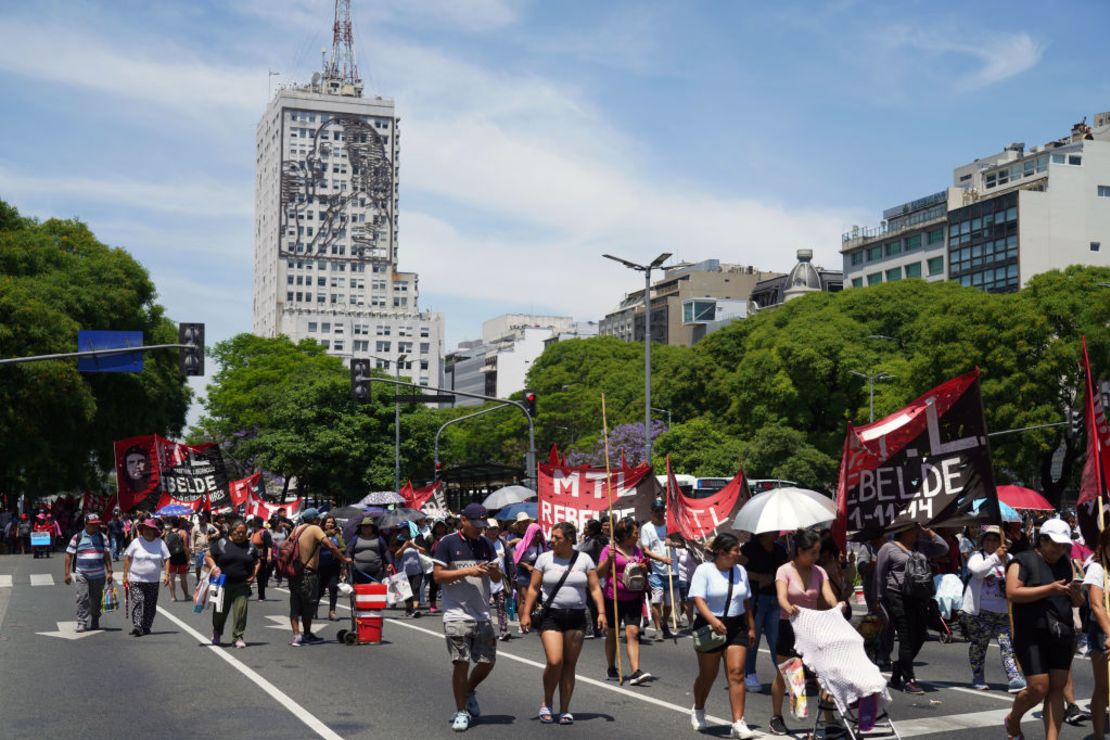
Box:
[639,502,674,640]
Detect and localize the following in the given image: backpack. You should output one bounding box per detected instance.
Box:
[166,530,186,556]
[275,525,318,579]
[618,548,647,591]
[901,550,935,600]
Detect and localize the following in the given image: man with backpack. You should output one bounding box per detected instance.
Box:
[163,517,192,602]
[875,522,949,694]
[277,509,350,646]
[64,513,113,632]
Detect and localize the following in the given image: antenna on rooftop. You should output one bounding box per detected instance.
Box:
[324,0,360,88]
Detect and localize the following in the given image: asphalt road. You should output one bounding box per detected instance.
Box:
[0,552,1104,739]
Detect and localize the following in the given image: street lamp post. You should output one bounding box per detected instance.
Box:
[603,252,671,466]
[394,353,407,493]
[434,404,512,481]
[651,406,672,429]
[850,370,894,423]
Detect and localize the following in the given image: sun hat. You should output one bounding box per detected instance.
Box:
[359,516,375,526]
[1039,518,1071,545]
[140,518,160,530]
[514,511,533,523]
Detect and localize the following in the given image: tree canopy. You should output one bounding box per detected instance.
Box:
[0,200,191,496]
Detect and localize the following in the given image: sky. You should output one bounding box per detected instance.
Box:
[1,0,1108,420]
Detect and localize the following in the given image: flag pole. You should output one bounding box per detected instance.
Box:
[600,393,623,685]
[1082,338,1110,711]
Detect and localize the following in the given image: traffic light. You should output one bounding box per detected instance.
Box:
[350,358,371,403]
[178,323,205,376]
[522,389,537,417]
[1066,406,1083,439]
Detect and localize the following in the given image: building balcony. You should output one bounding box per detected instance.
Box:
[840,210,947,253]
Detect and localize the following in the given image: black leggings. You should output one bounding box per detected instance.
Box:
[316,561,341,612]
[882,591,928,681]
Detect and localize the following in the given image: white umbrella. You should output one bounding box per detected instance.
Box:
[730,487,837,535]
[481,485,537,510]
[358,490,407,506]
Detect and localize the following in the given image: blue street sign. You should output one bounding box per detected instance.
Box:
[76,330,144,373]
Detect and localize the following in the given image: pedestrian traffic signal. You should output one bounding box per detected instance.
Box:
[351,359,371,403]
[178,323,205,376]
[522,389,537,417]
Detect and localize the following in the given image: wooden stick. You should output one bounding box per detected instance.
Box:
[600,393,624,685]
[667,559,679,636]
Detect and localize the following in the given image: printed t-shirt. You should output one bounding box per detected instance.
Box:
[126,537,170,582]
[67,531,109,578]
[689,562,751,617]
[776,562,828,620]
[599,544,646,602]
[534,551,596,610]
[433,532,496,623]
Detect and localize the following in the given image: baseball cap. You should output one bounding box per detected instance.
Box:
[461,503,488,524]
[85,513,101,524]
[514,511,533,523]
[979,525,1002,537]
[301,508,320,522]
[1039,518,1071,545]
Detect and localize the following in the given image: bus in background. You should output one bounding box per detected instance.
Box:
[658,474,696,496]
[656,475,735,499]
[748,479,796,494]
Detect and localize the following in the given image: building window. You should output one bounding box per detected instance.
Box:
[905,262,922,279]
[1098,185,1110,198]
[867,272,882,286]
[886,267,902,282]
[905,234,922,250]
[927,256,944,276]
[885,241,902,257]
[850,252,864,266]
[308,322,317,332]
[1093,242,1102,253]
[420,342,430,355]
[1069,155,1082,166]
[927,228,944,245]
[320,340,330,350]
[332,341,344,352]
[867,246,882,262]
[376,341,391,353]
[851,277,863,288]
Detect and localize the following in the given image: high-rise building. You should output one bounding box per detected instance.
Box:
[251,1,443,386]
[842,110,1110,291]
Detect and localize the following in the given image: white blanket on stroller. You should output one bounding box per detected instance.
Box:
[791,608,892,712]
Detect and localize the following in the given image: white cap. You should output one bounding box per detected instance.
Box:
[1039,518,1071,545]
[514,511,533,523]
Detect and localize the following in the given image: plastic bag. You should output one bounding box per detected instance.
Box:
[101,582,119,613]
[209,573,226,613]
[778,656,808,719]
[386,572,413,605]
[418,553,435,574]
[193,570,211,613]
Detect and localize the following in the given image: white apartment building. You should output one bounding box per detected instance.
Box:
[251,68,444,386]
[843,110,1110,291]
[445,315,574,406]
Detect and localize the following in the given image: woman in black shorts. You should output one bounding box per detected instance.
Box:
[520,522,606,725]
[1004,518,1084,740]
[688,532,756,738]
[1084,526,1110,739]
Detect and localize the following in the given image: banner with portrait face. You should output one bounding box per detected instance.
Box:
[537,462,660,537]
[834,369,1000,546]
[114,435,230,513]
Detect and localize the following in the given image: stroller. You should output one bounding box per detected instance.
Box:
[927,573,967,644]
[788,608,902,740]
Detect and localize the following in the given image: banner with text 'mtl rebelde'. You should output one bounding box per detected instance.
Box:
[114,435,231,513]
[538,461,661,536]
[834,368,1000,546]
[664,456,751,540]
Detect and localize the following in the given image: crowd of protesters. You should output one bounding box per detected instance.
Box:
[16,494,1110,738]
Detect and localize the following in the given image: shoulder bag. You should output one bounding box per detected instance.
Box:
[530,552,580,629]
[692,566,734,653]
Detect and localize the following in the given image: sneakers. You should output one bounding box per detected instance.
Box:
[429,606,439,614]
[606,666,619,681]
[1064,702,1090,726]
[768,715,789,735]
[303,633,326,645]
[971,673,988,690]
[1007,677,1027,694]
[662,627,674,640]
[451,710,471,732]
[690,707,707,731]
[902,679,925,695]
[75,623,86,634]
[290,634,303,647]
[89,620,99,631]
[234,639,247,649]
[744,673,761,690]
[129,627,143,637]
[465,692,481,718]
[211,631,222,646]
[627,669,651,686]
[730,719,755,739]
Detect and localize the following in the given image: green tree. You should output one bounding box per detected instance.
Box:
[652,418,744,476]
[0,201,190,496]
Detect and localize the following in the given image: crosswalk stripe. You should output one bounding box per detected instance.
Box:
[30,574,55,586]
[0,575,12,588]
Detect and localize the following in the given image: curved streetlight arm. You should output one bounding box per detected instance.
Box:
[434,404,512,480]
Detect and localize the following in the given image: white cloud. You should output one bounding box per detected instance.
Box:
[883,28,1043,91]
[0,165,251,219]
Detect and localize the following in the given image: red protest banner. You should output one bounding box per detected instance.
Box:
[537,461,660,536]
[400,481,440,511]
[664,456,750,540]
[1078,337,1110,545]
[228,473,263,508]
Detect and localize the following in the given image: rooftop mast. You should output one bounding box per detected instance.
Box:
[322,0,362,96]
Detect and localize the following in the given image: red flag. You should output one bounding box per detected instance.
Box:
[1077,337,1110,545]
[400,481,441,510]
[228,473,262,508]
[548,444,560,466]
[664,456,750,541]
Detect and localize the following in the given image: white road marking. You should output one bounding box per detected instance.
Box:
[155,606,343,740]
[0,575,12,588]
[36,621,103,640]
[895,707,1035,737]
[30,574,54,586]
[264,614,330,632]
